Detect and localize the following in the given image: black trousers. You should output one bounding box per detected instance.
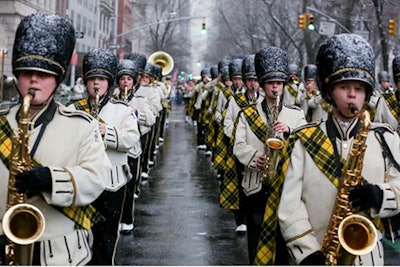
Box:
[89,185,126,265]
[140,131,151,174]
[121,156,141,225]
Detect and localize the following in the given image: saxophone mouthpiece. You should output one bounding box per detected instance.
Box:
[349,104,359,115]
[27,89,35,98]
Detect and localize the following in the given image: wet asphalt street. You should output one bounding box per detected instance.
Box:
[115,100,400,266]
[115,101,249,265]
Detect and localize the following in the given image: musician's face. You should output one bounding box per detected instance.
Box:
[305,79,316,93]
[17,70,57,105]
[263,80,283,102]
[245,78,259,93]
[86,76,109,98]
[331,80,366,121]
[119,75,135,90]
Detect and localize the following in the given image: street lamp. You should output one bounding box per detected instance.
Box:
[0,48,7,103]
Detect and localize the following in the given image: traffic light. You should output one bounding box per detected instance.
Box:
[201,22,207,34]
[307,13,315,31]
[389,19,397,36]
[298,14,306,29]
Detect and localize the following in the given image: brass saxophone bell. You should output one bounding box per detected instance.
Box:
[266,137,285,150]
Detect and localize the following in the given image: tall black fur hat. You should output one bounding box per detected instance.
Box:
[142,62,156,79]
[12,12,76,82]
[200,68,210,78]
[218,60,230,82]
[153,64,163,80]
[393,56,400,83]
[378,70,390,83]
[255,46,288,85]
[117,59,139,83]
[288,64,300,76]
[316,34,375,102]
[210,66,218,80]
[242,54,256,80]
[229,59,243,79]
[125,52,147,74]
[83,48,118,87]
[304,64,318,80]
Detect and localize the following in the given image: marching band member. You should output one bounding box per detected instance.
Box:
[234,47,306,264]
[68,48,140,265]
[373,56,400,131]
[0,13,111,265]
[115,59,156,234]
[274,34,400,266]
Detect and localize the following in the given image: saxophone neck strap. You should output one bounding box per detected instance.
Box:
[374,127,400,172]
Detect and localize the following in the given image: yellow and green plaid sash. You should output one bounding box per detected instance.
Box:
[69,98,107,124]
[254,124,384,264]
[285,84,297,98]
[382,93,400,120]
[242,104,268,143]
[206,85,223,148]
[219,93,253,211]
[254,124,340,265]
[0,116,101,230]
[213,87,235,169]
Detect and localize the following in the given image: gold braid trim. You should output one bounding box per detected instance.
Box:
[15,55,65,75]
[324,67,373,84]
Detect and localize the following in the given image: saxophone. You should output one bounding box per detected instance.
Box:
[261,92,285,183]
[2,90,46,265]
[321,105,378,265]
[91,87,100,118]
[123,86,128,102]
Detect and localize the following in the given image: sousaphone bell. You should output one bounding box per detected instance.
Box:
[148,51,174,76]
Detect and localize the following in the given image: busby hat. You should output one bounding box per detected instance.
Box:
[117,59,139,83]
[142,62,155,79]
[304,64,318,80]
[210,66,218,80]
[378,70,390,83]
[83,48,118,87]
[153,64,163,80]
[200,68,210,78]
[125,52,147,74]
[242,55,257,80]
[218,60,230,82]
[12,12,76,82]
[392,56,400,83]
[316,34,375,102]
[255,46,288,85]
[229,59,243,79]
[288,64,300,76]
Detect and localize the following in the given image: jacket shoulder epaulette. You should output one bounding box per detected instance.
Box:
[284,103,301,111]
[58,106,93,122]
[292,121,321,134]
[370,122,395,134]
[109,98,129,107]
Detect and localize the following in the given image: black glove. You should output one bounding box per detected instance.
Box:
[15,166,52,198]
[349,184,383,211]
[300,251,326,265]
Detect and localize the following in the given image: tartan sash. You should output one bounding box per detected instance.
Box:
[213,87,235,169]
[321,99,331,113]
[382,93,400,119]
[285,84,297,98]
[254,124,383,264]
[219,94,252,210]
[206,85,222,147]
[219,114,242,210]
[0,115,101,230]
[254,124,338,265]
[70,98,107,124]
[242,105,268,143]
